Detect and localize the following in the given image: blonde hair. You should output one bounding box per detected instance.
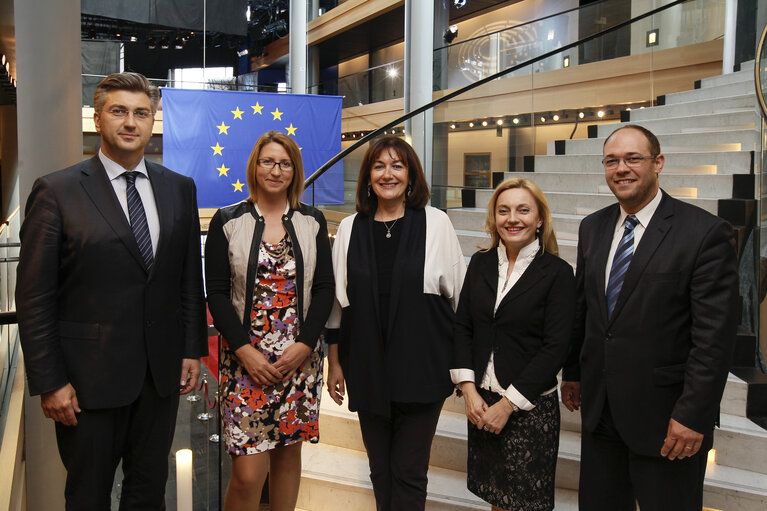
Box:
[481,178,559,256]
[245,131,305,208]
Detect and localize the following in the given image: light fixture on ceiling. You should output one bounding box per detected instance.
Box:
[443,25,459,44]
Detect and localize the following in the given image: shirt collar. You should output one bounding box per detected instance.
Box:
[617,187,662,231]
[497,237,540,267]
[99,149,148,182]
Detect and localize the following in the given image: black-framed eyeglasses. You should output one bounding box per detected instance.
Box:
[106,108,153,120]
[258,159,294,172]
[601,155,657,169]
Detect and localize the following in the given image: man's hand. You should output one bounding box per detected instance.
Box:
[235,344,282,385]
[661,418,704,460]
[561,381,581,411]
[273,342,312,381]
[41,383,81,426]
[179,358,201,395]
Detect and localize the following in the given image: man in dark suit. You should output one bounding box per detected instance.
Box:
[17,72,207,509]
[561,124,738,510]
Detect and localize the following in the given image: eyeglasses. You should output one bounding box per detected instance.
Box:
[106,108,153,120]
[602,155,657,169]
[258,159,294,172]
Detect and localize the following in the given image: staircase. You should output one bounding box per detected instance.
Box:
[296,64,767,510]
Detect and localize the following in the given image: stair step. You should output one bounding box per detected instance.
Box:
[550,129,759,155]
[699,68,757,89]
[592,110,759,138]
[664,80,755,104]
[532,151,752,175]
[628,94,757,121]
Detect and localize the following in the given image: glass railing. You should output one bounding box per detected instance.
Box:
[0,206,21,460]
[755,20,767,371]
[311,0,724,108]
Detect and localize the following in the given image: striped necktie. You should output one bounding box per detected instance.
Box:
[123,171,154,272]
[605,215,638,318]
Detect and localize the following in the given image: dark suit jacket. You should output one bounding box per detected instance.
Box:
[17,156,207,409]
[454,247,575,402]
[563,190,739,456]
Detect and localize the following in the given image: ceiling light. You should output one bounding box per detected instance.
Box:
[450,124,456,129]
[540,116,546,122]
[578,112,584,119]
[597,110,605,118]
[512,118,519,124]
[387,67,398,78]
[481,120,488,126]
[552,115,559,121]
[469,122,474,127]
[496,119,503,125]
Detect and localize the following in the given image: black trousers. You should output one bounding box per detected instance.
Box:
[357,400,444,511]
[579,400,711,511]
[55,370,180,511]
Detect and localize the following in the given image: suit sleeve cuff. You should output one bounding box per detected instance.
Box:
[503,384,535,411]
[450,368,475,385]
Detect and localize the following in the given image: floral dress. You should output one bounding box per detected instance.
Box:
[220,235,323,455]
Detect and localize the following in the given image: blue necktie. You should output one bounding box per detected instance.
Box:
[123,171,154,272]
[606,215,638,318]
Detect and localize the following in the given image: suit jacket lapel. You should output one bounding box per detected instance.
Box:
[609,192,673,323]
[595,206,621,324]
[147,162,174,279]
[496,248,546,311]
[79,156,146,271]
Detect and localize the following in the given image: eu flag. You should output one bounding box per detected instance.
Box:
[162,88,343,208]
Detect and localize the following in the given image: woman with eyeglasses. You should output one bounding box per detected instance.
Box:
[451,178,575,511]
[326,135,466,510]
[205,130,334,511]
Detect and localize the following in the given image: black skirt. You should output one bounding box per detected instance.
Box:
[467,388,560,511]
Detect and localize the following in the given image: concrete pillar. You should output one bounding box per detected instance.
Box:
[404,0,434,192]
[14,1,82,509]
[289,0,307,94]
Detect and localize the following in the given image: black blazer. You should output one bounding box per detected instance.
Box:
[453,246,575,402]
[17,156,208,409]
[563,190,739,456]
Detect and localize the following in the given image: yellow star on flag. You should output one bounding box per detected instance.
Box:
[231,107,244,119]
[252,103,264,115]
[271,108,283,120]
[217,122,230,135]
[232,179,244,192]
[285,123,297,136]
[217,164,230,176]
[211,142,224,155]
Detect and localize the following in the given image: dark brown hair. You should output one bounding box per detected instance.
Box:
[245,130,305,208]
[93,72,160,114]
[604,124,661,156]
[355,136,430,215]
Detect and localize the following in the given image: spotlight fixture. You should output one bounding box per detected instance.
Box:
[174,36,187,49]
[450,124,456,129]
[2,54,6,66]
[130,35,138,42]
[481,120,488,127]
[496,119,503,125]
[578,112,584,119]
[454,0,467,8]
[443,25,459,44]
[146,37,157,49]
[469,122,474,127]
[552,115,559,121]
[597,110,605,118]
[512,117,519,124]
[540,116,546,122]
[341,134,345,139]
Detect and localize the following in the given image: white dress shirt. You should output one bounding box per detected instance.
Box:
[99,149,160,256]
[604,189,662,291]
[451,238,555,411]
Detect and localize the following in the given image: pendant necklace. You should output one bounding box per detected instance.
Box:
[383,218,399,238]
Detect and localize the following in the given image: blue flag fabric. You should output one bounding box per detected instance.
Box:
[162,88,343,208]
